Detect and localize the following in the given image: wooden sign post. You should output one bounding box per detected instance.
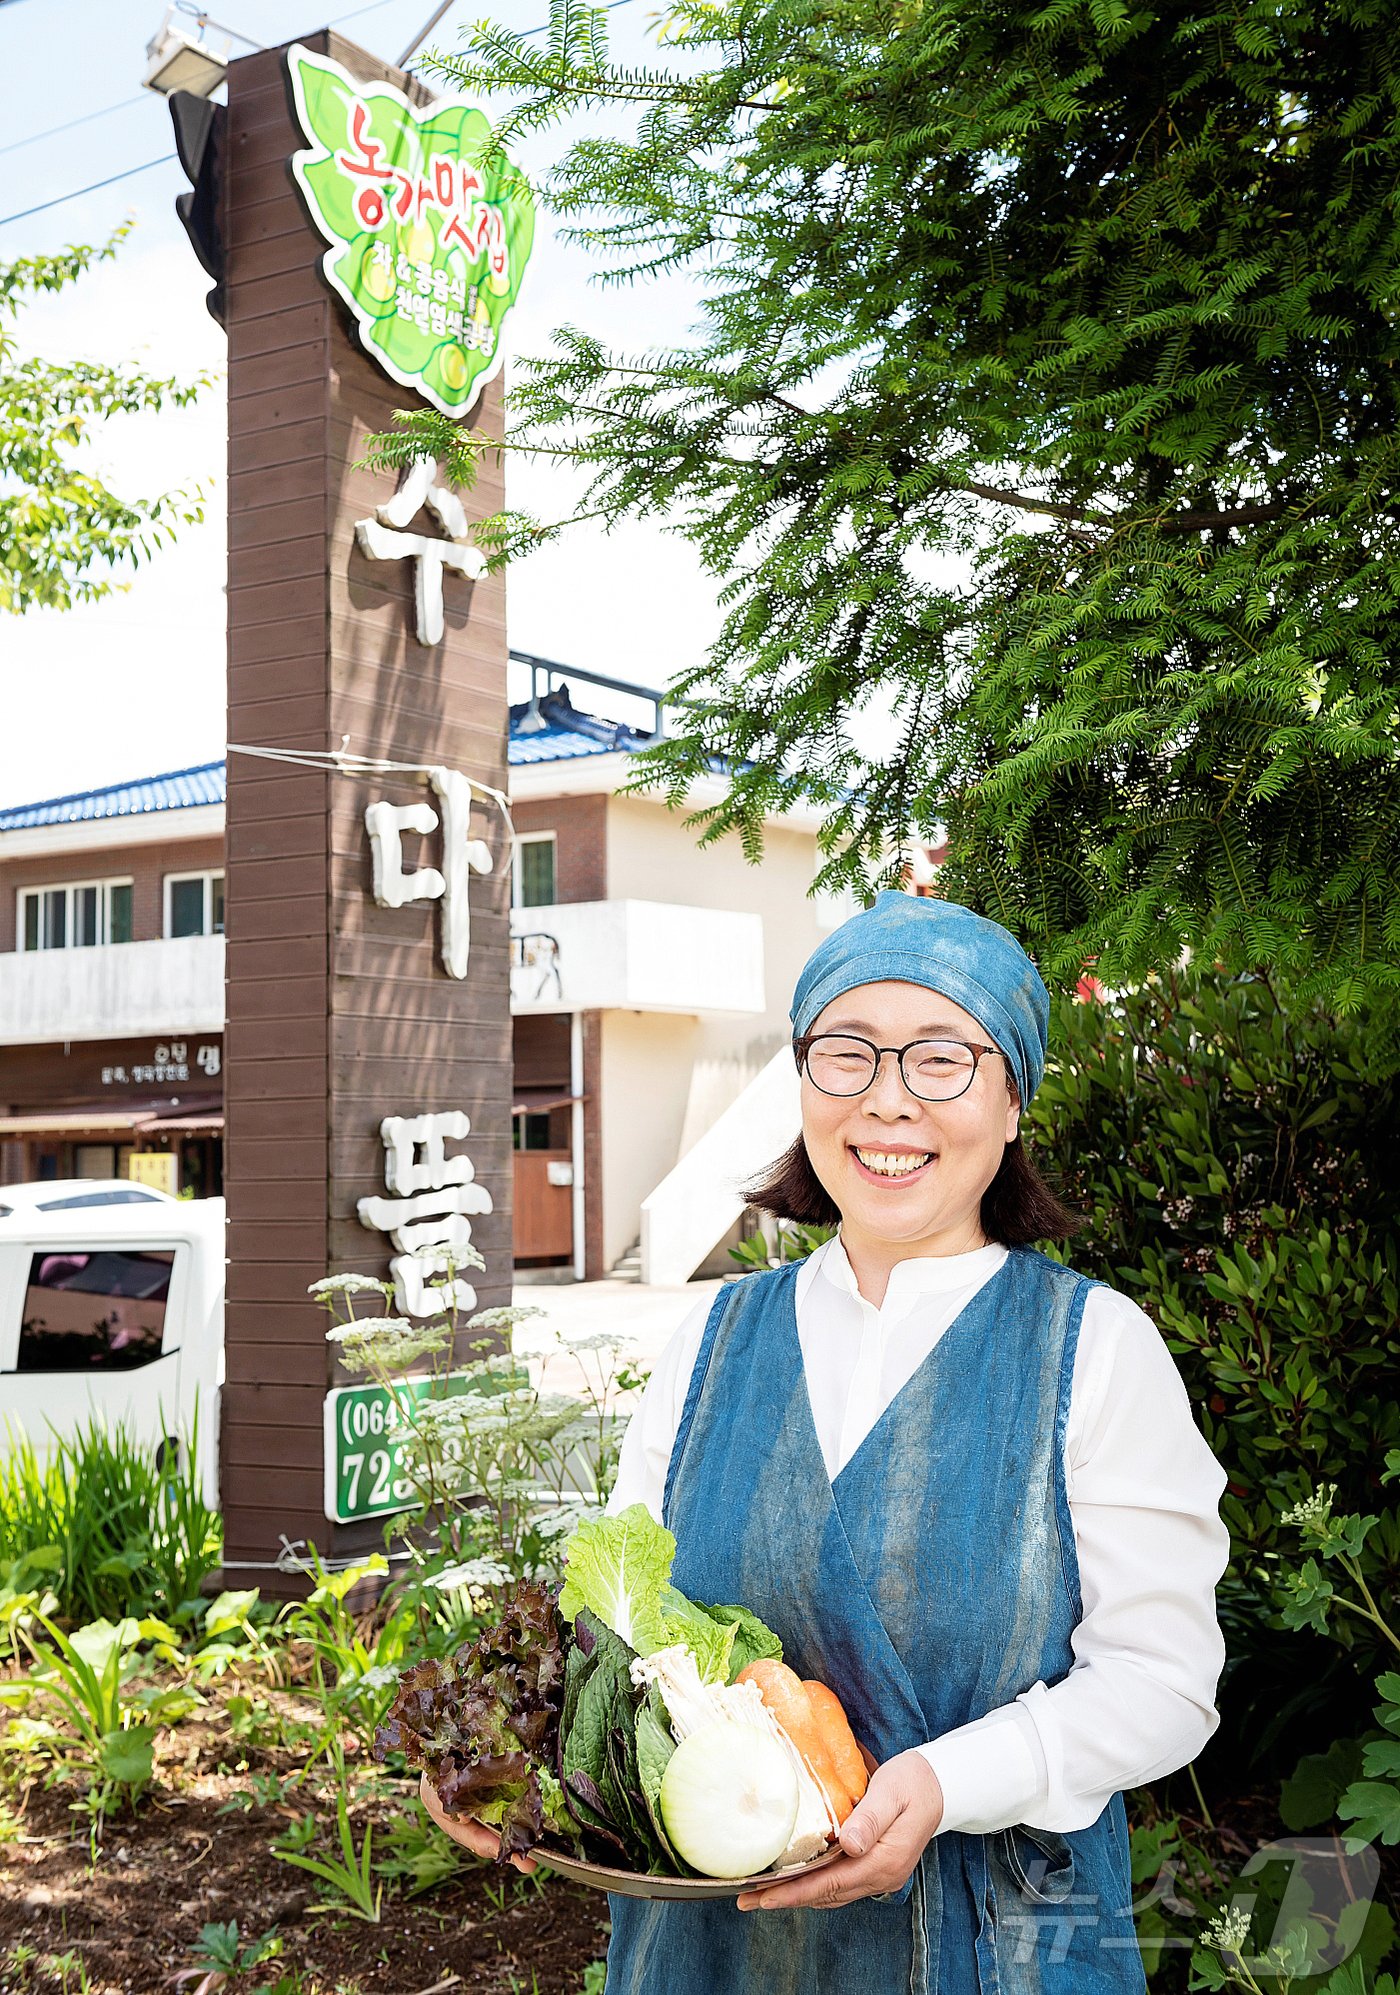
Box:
[217,31,522,1582]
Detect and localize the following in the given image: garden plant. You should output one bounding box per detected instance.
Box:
[0,1277,641,1993]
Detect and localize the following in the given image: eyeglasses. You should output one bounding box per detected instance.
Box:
[795,1032,1009,1103]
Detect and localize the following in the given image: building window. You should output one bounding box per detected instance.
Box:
[513,1112,554,1151]
[18,879,133,951]
[513,834,557,909]
[14,1249,174,1373]
[165,870,225,938]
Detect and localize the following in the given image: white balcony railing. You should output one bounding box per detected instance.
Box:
[510,900,764,1015]
[0,935,225,1045]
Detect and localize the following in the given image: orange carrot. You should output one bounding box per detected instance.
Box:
[736,1659,855,1821]
[802,1680,868,1805]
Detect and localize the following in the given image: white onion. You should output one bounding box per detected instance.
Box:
[633,1645,836,1868]
[659,1719,800,1878]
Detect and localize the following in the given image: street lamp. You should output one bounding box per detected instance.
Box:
[142,7,230,98]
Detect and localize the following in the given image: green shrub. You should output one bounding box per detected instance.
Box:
[1030,970,1400,1775]
[0,1417,220,1627]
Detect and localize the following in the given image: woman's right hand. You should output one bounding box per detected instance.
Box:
[419,1772,540,1873]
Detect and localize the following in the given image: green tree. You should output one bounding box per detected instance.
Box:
[1,228,209,613]
[373,0,1400,1007]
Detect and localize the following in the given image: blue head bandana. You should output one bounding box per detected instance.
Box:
[789,890,1050,1103]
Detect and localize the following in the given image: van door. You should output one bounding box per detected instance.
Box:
[0,1237,188,1461]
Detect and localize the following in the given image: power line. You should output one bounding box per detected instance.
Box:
[0,22,265,167]
[172,2,263,51]
[329,0,400,23]
[0,0,640,229]
[0,95,146,159]
[0,155,177,229]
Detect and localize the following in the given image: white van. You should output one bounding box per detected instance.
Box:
[0,1198,225,1506]
[0,1178,179,1220]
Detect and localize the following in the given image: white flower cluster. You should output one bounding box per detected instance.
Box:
[468,1304,546,1332]
[560,1331,634,1356]
[406,1238,485,1273]
[414,1387,586,1446]
[325,1315,451,1371]
[308,1273,394,1299]
[325,1315,405,1342]
[1200,1906,1252,1957]
[1280,1484,1337,1532]
[427,1556,515,1593]
[534,1500,606,1543]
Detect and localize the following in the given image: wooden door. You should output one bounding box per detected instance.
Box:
[513,1151,573,1263]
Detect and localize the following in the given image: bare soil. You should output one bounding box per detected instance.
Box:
[0,1684,610,1995]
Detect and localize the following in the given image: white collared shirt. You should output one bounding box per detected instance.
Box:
[608,1236,1230,1836]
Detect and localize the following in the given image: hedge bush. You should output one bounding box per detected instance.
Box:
[1030,971,1400,1781]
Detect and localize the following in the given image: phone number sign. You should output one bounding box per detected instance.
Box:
[322,1374,467,1524]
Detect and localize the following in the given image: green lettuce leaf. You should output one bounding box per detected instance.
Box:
[478,1766,581,1852]
[633,1682,691,1873]
[659,1584,736,1684]
[558,1505,676,1656]
[559,1608,663,1869]
[694,1600,783,1680]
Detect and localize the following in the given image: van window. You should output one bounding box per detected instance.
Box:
[37,1190,164,1212]
[16,1250,175,1373]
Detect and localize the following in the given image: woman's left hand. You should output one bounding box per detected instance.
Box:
[736,1751,944,1912]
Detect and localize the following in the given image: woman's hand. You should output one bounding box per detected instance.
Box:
[419,1771,540,1874]
[736,1752,943,1912]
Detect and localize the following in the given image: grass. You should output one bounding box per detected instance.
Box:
[0,1415,220,1628]
[272,1748,384,1924]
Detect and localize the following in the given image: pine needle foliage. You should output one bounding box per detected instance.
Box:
[369,0,1400,1006]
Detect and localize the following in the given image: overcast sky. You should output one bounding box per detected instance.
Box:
[0,0,725,806]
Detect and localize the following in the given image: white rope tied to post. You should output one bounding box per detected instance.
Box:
[226,740,516,983]
[224,739,516,842]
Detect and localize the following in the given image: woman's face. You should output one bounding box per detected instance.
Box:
[800,979,1021,1257]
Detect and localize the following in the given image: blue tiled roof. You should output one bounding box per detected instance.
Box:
[0,688,654,831]
[0,760,227,833]
[508,684,653,764]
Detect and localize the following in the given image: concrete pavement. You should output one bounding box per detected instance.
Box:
[509,1274,726,1400]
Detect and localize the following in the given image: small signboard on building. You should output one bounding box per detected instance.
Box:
[128,1153,179,1196]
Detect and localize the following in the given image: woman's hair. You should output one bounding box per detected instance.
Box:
[744,1130,1079,1248]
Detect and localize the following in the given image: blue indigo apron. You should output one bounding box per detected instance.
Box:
[605,1248,1146,1994]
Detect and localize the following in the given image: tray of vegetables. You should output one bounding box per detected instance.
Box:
[374,1505,870,1900]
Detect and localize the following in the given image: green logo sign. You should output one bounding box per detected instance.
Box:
[323,1373,469,1524]
[287,44,535,417]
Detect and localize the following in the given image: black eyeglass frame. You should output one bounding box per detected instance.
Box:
[794,1030,1010,1103]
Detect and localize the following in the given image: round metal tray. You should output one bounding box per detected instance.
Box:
[535,1843,844,1901]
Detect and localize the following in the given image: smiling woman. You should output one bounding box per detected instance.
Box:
[593,890,1230,1994]
[421,891,1228,1990]
[750,983,1077,1268]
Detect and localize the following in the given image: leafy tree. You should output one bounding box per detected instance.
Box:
[372,0,1400,1008]
[1,228,209,614]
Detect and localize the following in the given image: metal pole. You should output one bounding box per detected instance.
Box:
[397,0,456,67]
[570,1010,586,1282]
